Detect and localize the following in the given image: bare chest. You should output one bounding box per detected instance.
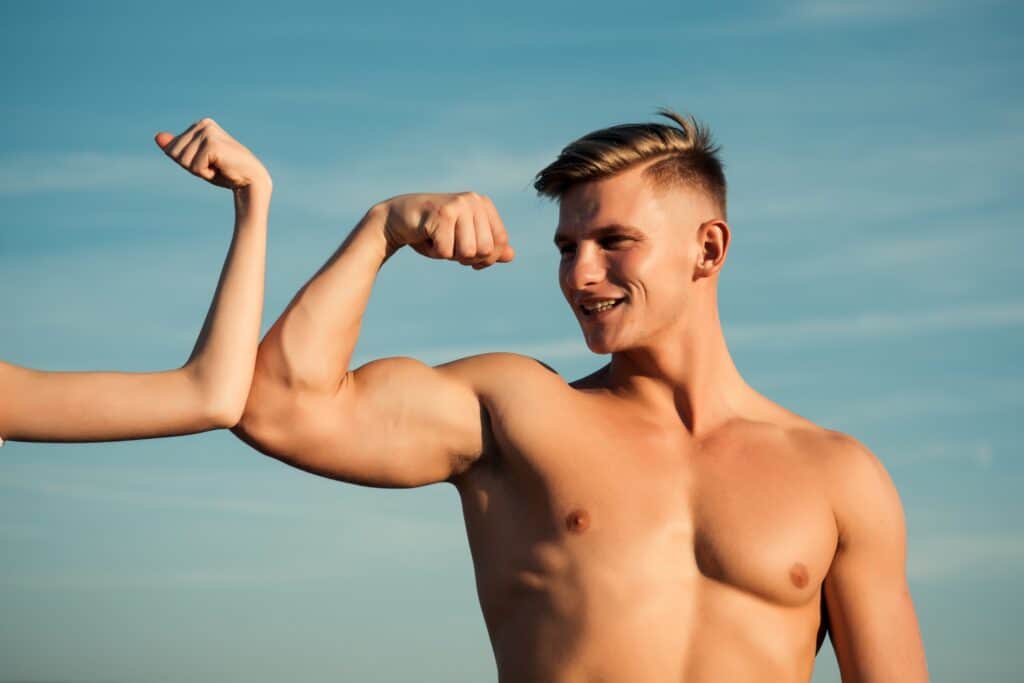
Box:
[461,408,838,609]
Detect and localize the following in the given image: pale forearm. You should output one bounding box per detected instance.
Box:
[0,364,229,442]
[0,186,270,442]
[0,118,274,444]
[184,183,270,421]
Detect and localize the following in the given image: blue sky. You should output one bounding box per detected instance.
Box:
[1,1,1021,680]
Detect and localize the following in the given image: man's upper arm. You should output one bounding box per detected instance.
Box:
[235,352,527,488]
[823,433,928,682]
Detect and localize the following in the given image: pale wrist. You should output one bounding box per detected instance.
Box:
[234,179,272,214]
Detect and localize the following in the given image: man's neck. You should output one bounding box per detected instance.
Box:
[604,291,757,438]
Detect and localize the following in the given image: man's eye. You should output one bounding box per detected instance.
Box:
[601,236,629,248]
[557,244,575,256]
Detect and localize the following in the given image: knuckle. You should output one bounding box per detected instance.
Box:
[433,230,453,254]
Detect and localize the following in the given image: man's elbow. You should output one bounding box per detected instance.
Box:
[230,370,298,453]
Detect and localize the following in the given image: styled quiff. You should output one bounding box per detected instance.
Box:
[533,109,726,216]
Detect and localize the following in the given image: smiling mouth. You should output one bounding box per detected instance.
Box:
[580,299,625,316]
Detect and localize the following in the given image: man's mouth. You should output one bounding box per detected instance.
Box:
[580,298,625,316]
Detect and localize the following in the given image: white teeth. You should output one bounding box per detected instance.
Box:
[583,300,620,313]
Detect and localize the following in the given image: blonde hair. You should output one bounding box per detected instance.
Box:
[534,109,726,216]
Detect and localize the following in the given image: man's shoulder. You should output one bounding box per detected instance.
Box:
[804,429,888,481]
[782,424,888,483]
[749,404,889,486]
[747,396,871,463]
[441,351,561,376]
[787,427,903,543]
[438,352,566,396]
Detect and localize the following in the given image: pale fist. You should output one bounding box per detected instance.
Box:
[154,118,271,191]
[381,192,514,269]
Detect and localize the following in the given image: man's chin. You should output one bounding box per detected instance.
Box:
[583,334,621,356]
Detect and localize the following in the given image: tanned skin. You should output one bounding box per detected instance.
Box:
[0,119,270,444]
[235,162,928,681]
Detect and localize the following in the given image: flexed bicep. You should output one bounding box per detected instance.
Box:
[234,355,487,488]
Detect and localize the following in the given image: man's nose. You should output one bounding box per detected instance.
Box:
[565,245,606,290]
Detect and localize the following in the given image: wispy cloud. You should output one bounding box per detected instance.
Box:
[0,521,46,542]
[0,153,171,195]
[0,474,317,519]
[731,128,1024,232]
[0,566,349,590]
[891,439,996,467]
[272,145,549,221]
[754,231,972,283]
[726,301,1024,346]
[908,531,1024,581]
[820,378,1023,430]
[0,231,264,367]
[793,0,938,22]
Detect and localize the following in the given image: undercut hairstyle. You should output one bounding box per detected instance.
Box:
[534,109,727,217]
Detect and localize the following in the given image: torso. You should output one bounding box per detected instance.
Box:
[455,360,842,683]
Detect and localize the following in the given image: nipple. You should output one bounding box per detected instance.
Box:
[565,509,591,534]
[789,562,809,589]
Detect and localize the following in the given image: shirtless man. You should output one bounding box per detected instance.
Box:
[234,112,928,682]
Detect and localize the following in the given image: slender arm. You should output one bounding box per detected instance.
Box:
[0,119,270,443]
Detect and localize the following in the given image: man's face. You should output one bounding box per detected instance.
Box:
[554,164,709,355]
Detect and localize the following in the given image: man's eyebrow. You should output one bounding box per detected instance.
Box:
[553,224,644,245]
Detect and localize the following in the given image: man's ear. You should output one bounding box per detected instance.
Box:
[694,219,730,279]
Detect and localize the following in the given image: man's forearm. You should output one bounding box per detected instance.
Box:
[255,203,395,394]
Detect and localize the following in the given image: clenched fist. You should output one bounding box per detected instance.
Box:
[154,118,271,192]
[380,192,515,270]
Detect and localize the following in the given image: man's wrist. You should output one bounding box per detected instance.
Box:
[362,201,404,261]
